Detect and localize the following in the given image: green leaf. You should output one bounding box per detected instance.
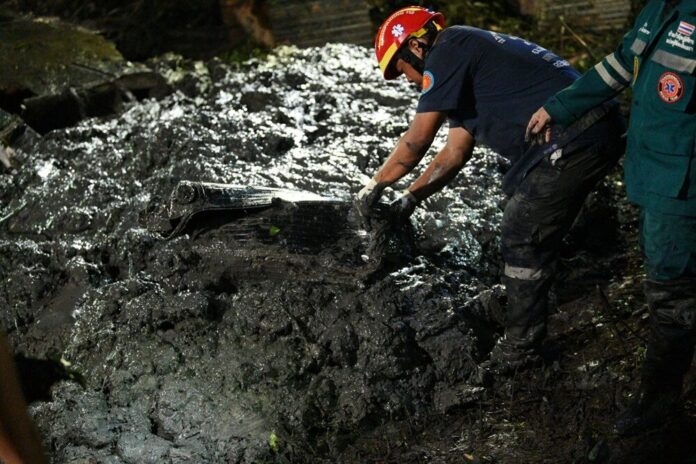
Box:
[269,431,280,453]
[269,226,281,236]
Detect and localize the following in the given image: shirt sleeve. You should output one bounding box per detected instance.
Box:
[416,39,473,114]
[447,108,478,138]
[543,4,650,127]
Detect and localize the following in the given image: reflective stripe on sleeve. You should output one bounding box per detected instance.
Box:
[651,49,696,73]
[605,53,633,82]
[631,38,647,55]
[504,264,543,280]
[595,62,625,91]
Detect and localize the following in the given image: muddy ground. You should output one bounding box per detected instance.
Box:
[0,44,694,463]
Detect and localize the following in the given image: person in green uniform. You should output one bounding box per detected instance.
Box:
[527,0,696,437]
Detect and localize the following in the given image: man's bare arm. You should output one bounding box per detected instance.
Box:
[408,125,475,201]
[372,111,446,187]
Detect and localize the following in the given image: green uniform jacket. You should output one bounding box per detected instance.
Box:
[544,0,696,216]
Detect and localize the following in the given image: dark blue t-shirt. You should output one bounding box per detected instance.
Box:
[417,26,580,165]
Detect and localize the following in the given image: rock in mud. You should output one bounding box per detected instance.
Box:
[1,43,506,462]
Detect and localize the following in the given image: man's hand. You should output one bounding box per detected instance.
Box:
[389,191,418,225]
[525,107,553,145]
[356,179,386,225]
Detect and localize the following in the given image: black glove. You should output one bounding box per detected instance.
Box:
[524,125,552,147]
[388,191,418,225]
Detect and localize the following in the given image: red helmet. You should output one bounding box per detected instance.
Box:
[375,6,445,80]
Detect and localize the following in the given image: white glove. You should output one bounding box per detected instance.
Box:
[356,179,385,219]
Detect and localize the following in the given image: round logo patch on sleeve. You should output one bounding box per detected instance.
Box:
[657,72,684,103]
[421,71,435,94]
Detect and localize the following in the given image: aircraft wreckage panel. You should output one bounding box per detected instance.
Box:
[145,181,408,282]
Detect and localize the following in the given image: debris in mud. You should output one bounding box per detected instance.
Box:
[144,181,412,282]
[151,181,346,240]
[0,108,39,160]
[0,15,170,134]
[0,146,13,169]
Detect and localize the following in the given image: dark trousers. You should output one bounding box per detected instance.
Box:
[640,211,696,389]
[499,112,625,348]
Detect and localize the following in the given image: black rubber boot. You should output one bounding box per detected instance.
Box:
[612,330,691,436]
[501,274,552,346]
[479,274,551,380]
[613,279,696,437]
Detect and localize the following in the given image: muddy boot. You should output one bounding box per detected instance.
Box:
[612,331,692,436]
[612,381,681,437]
[480,335,543,378]
[479,273,550,381]
[613,279,696,436]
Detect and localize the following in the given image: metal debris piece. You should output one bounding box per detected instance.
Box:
[143,181,405,282]
[159,181,334,239]
[0,201,27,225]
[0,146,13,169]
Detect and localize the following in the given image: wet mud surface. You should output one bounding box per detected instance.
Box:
[0,45,694,463]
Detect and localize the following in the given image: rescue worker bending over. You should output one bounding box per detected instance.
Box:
[357,7,625,374]
[527,0,696,436]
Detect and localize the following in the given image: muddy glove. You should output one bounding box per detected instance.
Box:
[524,130,548,147]
[356,179,386,226]
[389,190,418,225]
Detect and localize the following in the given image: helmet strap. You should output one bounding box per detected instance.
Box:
[398,21,441,75]
[398,46,426,75]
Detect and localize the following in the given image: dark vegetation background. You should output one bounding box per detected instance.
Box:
[1,0,228,60]
[2,0,647,70]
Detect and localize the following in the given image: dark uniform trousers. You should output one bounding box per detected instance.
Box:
[641,211,696,389]
[500,110,626,349]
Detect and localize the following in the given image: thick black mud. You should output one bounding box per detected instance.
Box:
[1,45,508,463]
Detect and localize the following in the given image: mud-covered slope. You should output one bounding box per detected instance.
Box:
[0,45,511,463]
